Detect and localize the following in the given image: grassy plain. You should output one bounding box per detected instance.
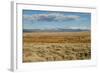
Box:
[23,32,91,62]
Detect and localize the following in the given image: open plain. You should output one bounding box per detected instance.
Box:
[23,32,91,62]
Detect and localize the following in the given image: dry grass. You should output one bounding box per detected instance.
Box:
[23,32,91,62]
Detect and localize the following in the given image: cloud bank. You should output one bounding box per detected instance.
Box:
[23,13,80,22]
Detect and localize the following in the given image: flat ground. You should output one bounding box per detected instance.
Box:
[23,32,91,62]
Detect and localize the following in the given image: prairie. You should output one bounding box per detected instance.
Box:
[23,31,91,62]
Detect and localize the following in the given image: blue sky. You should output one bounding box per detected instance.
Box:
[23,10,91,30]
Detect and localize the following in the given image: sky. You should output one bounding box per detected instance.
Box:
[23,10,91,30]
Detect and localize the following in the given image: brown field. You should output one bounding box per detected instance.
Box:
[23,32,91,62]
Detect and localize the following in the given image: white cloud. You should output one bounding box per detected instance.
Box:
[68,26,90,30]
[23,13,80,22]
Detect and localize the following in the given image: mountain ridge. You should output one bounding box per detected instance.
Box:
[23,28,90,32]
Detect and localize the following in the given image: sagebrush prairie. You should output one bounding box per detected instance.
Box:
[23,32,91,62]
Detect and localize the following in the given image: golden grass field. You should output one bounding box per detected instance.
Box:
[23,32,91,62]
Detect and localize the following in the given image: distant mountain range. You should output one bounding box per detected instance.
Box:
[23,28,90,32]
